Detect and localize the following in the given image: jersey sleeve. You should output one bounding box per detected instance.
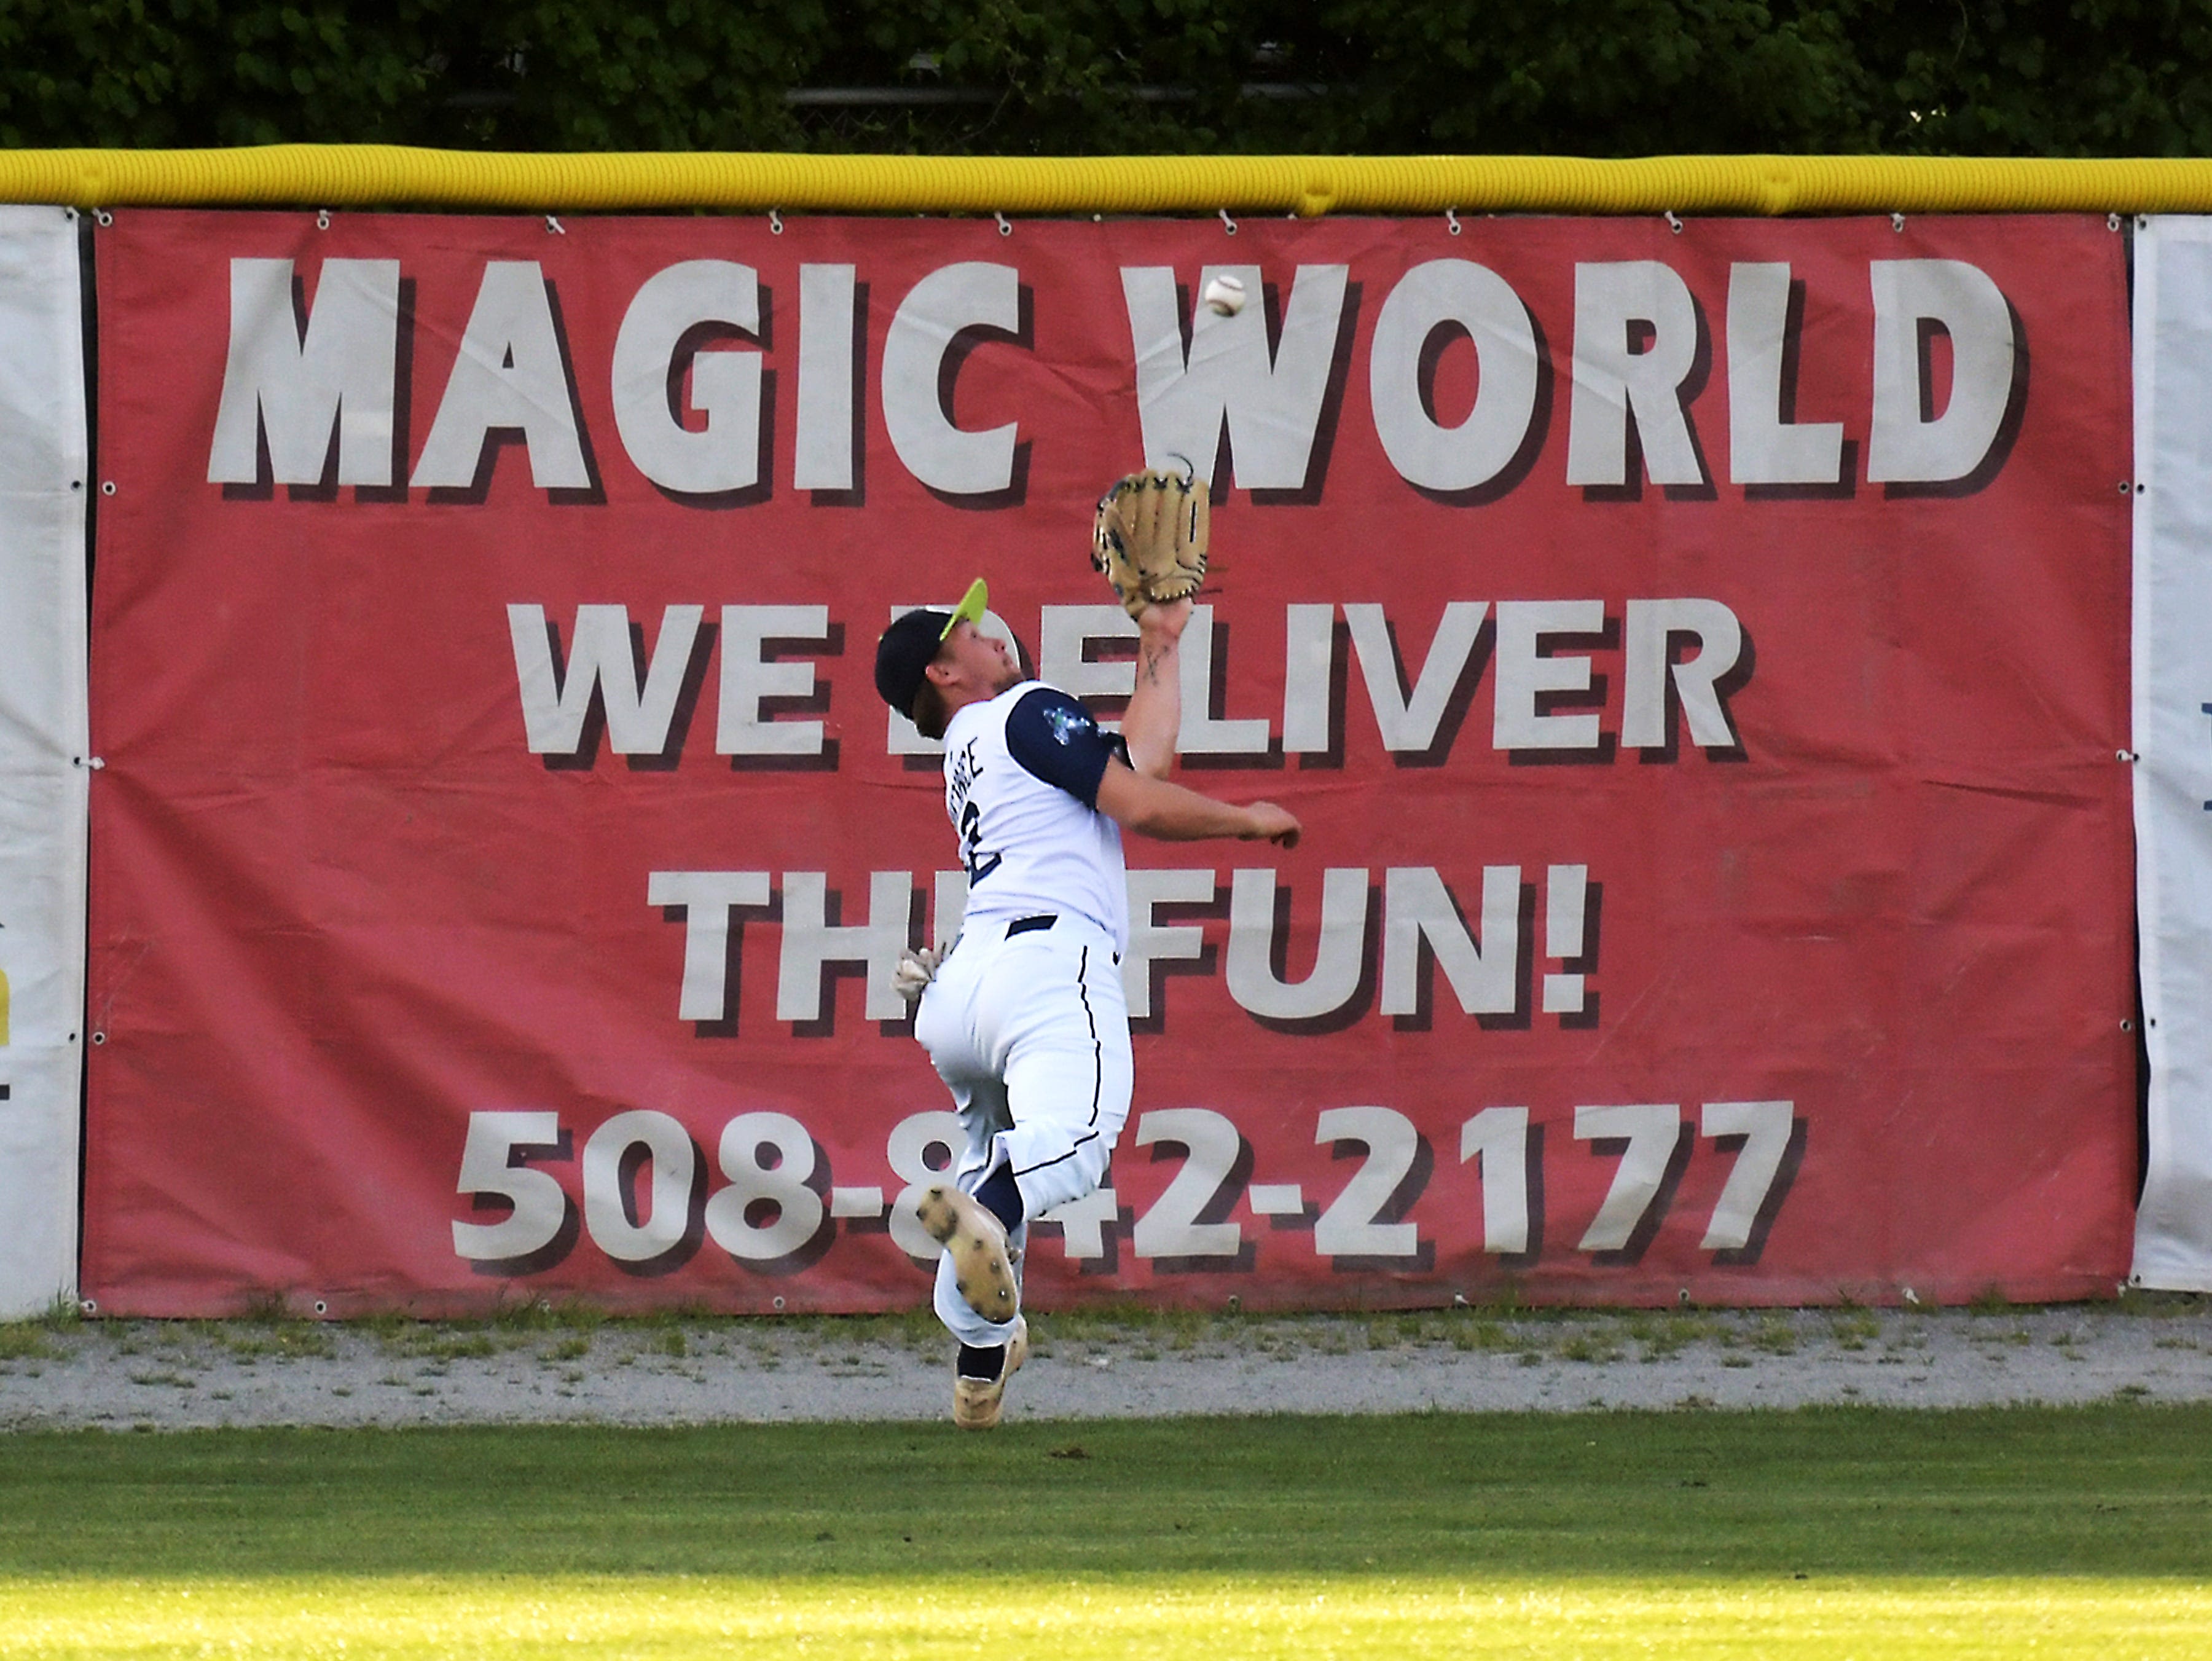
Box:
[1003,686,1126,807]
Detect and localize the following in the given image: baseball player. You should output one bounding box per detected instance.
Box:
[873,471,1300,1427]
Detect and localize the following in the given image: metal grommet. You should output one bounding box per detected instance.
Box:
[2120,481,2133,495]
[94,209,114,227]
[101,481,116,495]
[313,1300,329,1316]
[1665,211,1684,234]
[769,210,783,235]
[90,1031,107,1045]
[79,1298,98,1316]
[316,210,331,230]
[2109,213,2124,232]
[1219,208,1237,236]
[995,212,1012,237]
[771,1295,787,1311]
[2122,1018,2136,1033]
[1445,208,1461,236]
[1891,212,1906,232]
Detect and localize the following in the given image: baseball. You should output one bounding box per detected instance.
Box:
[1202,273,1247,316]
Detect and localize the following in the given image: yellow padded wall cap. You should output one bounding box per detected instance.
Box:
[2,147,2211,216]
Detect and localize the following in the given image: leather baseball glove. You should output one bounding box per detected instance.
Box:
[1090,466,1209,618]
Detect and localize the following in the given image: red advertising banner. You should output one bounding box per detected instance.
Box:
[84,209,2136,1316]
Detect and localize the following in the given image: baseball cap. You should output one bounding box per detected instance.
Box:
[874,578,989,717]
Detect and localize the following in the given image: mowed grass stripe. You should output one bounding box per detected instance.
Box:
[3,1405,2206,1579]
[2,1576,2211,1660]
[0,1406,2208,1656]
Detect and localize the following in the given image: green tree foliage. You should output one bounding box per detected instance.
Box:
[2,0,2210,155]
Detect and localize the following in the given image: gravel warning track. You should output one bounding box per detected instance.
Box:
[2,1302,2208,1431]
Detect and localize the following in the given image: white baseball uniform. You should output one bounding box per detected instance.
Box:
[912,679,1134,1347]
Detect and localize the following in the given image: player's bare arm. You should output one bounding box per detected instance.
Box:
[1118,597,1190,780]
[1094,756,1300,847]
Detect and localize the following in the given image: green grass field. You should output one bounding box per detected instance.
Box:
[2,1405,2208,1657]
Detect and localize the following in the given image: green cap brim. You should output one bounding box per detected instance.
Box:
[939,578,988,641]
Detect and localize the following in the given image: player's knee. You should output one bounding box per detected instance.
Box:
[1070,1141,1106,1194]
[1016,1137,1114,1219]
[1065,1137,1113,1204]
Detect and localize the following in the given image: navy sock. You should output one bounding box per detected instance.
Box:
[957,1343,1006,1380]
[975,1164,1023,1233]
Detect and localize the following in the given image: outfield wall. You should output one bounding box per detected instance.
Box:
[3,175,2209,1316]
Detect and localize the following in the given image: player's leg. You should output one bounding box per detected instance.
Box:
[912,923,1131,1426]
[913,1063,1027,1427]
[924,924,1134,1234]
[939,930,1128,1427]
[914,947,1026,1350]
[988,929,1135,1223]
[922,925,1132,1304]
[918,1072,1026,1342]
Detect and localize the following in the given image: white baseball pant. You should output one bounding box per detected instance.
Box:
[912,913,1133,1347]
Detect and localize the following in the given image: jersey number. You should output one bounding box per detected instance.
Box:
[959,800,1002,884]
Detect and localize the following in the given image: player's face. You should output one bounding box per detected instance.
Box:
[938,621,1020,693]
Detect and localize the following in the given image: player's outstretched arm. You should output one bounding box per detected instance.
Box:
[1094,757,1300,847]
[1118,599,1189,782]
